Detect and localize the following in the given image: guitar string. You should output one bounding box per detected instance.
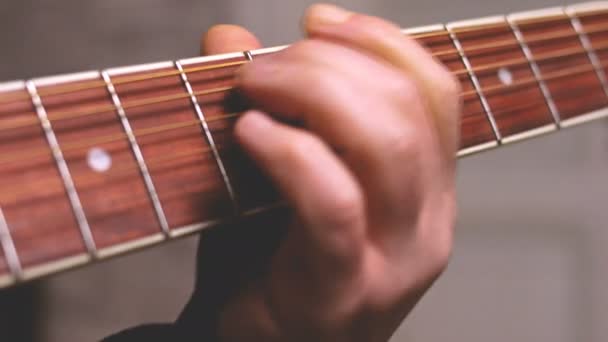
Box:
[433,20,608,59]
[0,59,606,168]
[0,86,233,131]
[0,165,231,234]
[0,18,607,105]
[453,40,608,78]
[0,61,246,104]
[0,143,228,208]
[413,9,607,39]
[464,61,606,98]
[0,78,606,204]
[460,79,608,124]
[1,39,607,135]
[0,113,239,165]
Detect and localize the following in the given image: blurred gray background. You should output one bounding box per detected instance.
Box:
[1,0,607,341]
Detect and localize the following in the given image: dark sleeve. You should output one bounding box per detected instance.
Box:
[104,210,288,342]
[102,324,177,342]
[102,302,219,342]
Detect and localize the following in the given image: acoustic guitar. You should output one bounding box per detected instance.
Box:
[1,2,607,289]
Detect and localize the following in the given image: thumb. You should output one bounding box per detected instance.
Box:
[201,24,262,55]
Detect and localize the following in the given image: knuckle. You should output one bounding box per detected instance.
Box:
[283,39,328,62]
[420,222,455,276]
[441,74,462,105]
[433,68,462,151]
[312,68,343,94]
[428,234,453,272]
[284,40,314,57]
[434,65,462,109]
[313,187,365,267]
[387,74,420,104]
[279,48,345,96]
[383,123,423,161]
[324,186,364,229]
[281,133,322,165]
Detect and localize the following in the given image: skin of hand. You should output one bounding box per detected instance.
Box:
[183,3,461,342]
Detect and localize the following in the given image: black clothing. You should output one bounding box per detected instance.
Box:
[104,209,289,342]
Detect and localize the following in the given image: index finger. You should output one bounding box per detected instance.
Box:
[201,24,262,55]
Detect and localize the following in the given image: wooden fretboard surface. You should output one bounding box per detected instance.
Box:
[1,3,608,289]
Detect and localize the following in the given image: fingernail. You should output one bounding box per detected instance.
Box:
[306,4,352,27]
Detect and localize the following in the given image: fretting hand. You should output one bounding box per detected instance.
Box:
[182,4,461,342]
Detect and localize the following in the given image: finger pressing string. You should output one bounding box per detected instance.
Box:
[202,25,262,55]
[303,4,461,161]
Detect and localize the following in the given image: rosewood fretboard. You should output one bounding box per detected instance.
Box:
[1,3,608,289]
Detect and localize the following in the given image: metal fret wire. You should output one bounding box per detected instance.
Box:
[101,71,171,237]
[25,81,98,257]
[175,60,239,213]
[567,12,608,98]
[507,18,562,127]
[0,206,23,279]
[446,25,503,142]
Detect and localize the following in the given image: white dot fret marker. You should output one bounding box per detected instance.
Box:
[87,147,112,173]
[498,67,514,86]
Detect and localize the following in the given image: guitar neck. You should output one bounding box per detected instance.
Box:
[1,2,608,289]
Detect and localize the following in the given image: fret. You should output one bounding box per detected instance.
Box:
[36,71,164,257]
[175,60,238,214]
[446,23,502,144]
[0,248,7,286]
[0,81,89,274]
[507,16,562,127]
[510,8,608,125]
[567,9,608,97]
[448,17,557,143]
[405,25,499,155]
[101,70,170,238]
[0,249,10,287]
[565,3,608,125]
[243,50,254,61]
[105,61,234,237]
[182,52,279,211]
[26,80,98,256]
[0,207,21,280]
